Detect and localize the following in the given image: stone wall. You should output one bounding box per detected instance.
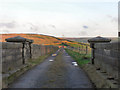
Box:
[2,42,23,73]
[2,42,58,73]
[94,41,119,79]
[31,44,56,59]
[24,42,31,62]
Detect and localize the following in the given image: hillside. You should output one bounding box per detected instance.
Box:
[0,34,92,47]
[0,34,68,45]
[64,38,90,43]
[64,37,118,43]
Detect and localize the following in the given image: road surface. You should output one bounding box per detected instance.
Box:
[9,48,93,88]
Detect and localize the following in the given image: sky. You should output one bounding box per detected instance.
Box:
[0,0,119,37]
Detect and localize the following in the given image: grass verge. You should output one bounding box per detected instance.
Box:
[28,54,50,66]
[65,48,91,66]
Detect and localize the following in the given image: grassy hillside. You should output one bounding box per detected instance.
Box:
[0,34,92,47]
[64,37,118,43]
[0,34,71,45]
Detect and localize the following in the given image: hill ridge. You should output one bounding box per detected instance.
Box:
[0,34,64,45]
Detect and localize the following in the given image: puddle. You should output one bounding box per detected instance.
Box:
[52,54,57,56]
[49,60,54,62]
[66,56,70,57]
[72,62,77,64]
[72,62,78,66]
[73,63,78,66]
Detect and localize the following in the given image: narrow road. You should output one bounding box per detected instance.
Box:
[9,48,93,88]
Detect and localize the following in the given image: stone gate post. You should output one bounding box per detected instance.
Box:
[5,36,33,64]
[88,36,111,64]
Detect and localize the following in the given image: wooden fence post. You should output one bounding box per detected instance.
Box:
[86,45,88,55]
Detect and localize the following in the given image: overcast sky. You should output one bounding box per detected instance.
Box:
[0,0,118,37]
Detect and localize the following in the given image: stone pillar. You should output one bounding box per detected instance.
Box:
[29,40,33,59]
[5,36,33,64]
[88,36,111,64]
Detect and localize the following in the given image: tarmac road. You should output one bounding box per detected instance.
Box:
[9,48,93,88]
